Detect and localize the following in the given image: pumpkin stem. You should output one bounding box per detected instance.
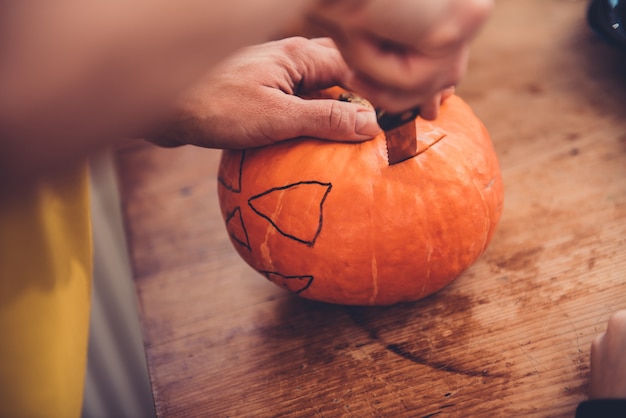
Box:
[338,92,375,112]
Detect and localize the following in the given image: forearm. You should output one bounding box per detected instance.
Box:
[0,0,311,186]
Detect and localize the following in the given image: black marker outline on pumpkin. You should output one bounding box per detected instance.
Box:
[248,181,332,247]
[225,206,251,251]
[260,271,314,294]
[217,150,245,193]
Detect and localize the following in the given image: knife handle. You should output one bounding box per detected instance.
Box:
[337,92,420,131]
[376,107,421,131]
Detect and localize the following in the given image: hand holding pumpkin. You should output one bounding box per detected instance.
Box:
[306,0,493,118]
[146,37,381,149]
[589,310,626,399]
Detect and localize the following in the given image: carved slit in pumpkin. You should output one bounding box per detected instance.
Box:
[415,133,447,156]
[386,128,448,166]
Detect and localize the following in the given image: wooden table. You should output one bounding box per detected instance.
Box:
[116,1,626,416]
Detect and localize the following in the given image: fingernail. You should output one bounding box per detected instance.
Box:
[355,110,381,137]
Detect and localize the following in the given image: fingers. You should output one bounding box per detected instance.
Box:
[340,32,465,93]
[589,310,626,399]
[589,332,607,399]
[440,86,456,102]
[310,37,337,48]
[300,98,380,141]
[606,309,626,332]
[418,94,443,121]
[287,37,351,93]
[416,87,455,120]
[342,58,462,114]
[306,0,491,113]
[272,95,380,142]
[264,37,381,141]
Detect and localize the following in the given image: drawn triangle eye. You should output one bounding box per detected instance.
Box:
[248,181,332,246]
[225,207,250,250]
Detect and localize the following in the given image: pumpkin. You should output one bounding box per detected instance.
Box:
[217,90,503,306]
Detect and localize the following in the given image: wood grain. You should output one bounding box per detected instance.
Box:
[116,1,626,416]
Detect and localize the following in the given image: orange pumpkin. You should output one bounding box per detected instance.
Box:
[217,92,503,306]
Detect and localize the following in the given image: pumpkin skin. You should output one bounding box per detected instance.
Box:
[217,94,504,306]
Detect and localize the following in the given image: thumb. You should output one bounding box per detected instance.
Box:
[287,97,381,142]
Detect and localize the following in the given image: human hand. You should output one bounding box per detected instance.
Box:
[146,37,381,150]
[589,310,626,399]
[306,0,493,118]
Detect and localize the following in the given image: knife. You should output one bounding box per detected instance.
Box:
[376,107,420,165]
[339,92,419,165]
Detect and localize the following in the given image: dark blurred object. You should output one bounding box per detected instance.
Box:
[588,0,626,50]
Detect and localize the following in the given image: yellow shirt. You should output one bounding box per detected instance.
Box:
[0,163,92,418]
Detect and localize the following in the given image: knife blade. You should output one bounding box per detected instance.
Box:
[338,92,419,165]
[377,107,420,165]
